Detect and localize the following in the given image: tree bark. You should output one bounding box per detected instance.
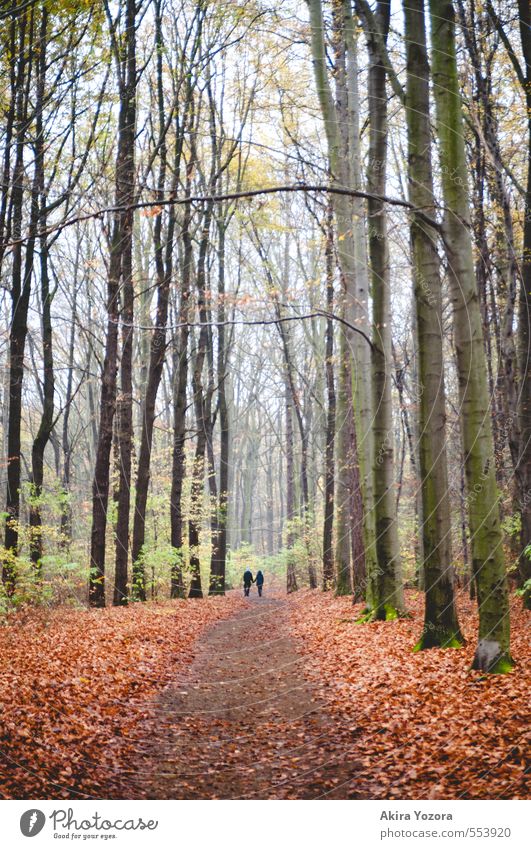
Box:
[366,0,403,618]
[3,9,36,593]
[209,220,229,595]
[306,0,378,602]
[334,322,353,596]
[169,189,193,599]
[130,0,177,601]
[89,0,136,607]
[29,8,52,576]
[187,200,214,599]
[515,0,531,609]
[403,0,462,648]
[323,207,336,591]
[429,0,511,671]
[60,237,80,548]
[286,385,298,594]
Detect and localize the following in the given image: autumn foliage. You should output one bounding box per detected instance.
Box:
[0,596,244,799]
[290,590,530,799]
[0,590,528,800]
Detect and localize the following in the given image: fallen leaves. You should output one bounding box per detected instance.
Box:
[0,595,244,799]
[0,588,528,800]
[289,589,531,799]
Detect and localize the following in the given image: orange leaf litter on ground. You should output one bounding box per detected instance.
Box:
[0,589,528,800]
[0,595,245,799]
[288,589,530,799]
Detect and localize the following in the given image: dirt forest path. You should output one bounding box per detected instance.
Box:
[131,593,360,800]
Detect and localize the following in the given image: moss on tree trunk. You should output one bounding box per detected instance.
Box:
[403,0,463,650]
[429,0,512,672]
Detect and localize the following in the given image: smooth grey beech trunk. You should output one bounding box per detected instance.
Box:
[365,0,403,618]
[306,0,378,604]
[403,0,462,648]
[429,0,511,672]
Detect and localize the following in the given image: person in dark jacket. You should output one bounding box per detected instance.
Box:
[243,569,254,596]
[255,570,264,597]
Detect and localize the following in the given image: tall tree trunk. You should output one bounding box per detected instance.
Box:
[187,200,214,599]
[209,221,229,595]
[89,0,136,608]
[114,238,134,605]
[306,0,378,603]
[334,323,353,596]
[403,0,462,648]
[346,346,366,601]
[3,9,36,593]
[113,0,137,606]
[323,207,336,591]
[28,7,52,576]
[60,238,80,548]
[341,0,378,604]
[169,191,193,599]
[29,233,53,573]
[429,0,511,671]
[130,0,177,600]
[366,0,403,618]
[515,0,531,609]
[286,385,298,594]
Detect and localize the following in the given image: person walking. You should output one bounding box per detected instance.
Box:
[255,569,264,597]
[243,568,254,596]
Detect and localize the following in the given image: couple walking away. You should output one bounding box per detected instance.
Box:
[243,569,264,597]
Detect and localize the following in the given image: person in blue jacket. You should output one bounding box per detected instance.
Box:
[255,569,264,597]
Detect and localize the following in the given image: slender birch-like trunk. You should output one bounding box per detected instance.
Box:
[29,8,53,576]
[515,0,531,609]
[113,0,137,607]
[323,208,336,591]
[209,220,229,595]
[286,385,298,594]
[335,323,353,596]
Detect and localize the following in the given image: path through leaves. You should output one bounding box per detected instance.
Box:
[132,595,358,799]
[0,596,244,798]
[0,589,528,799]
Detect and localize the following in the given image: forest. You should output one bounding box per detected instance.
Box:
[0,0,529,802]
